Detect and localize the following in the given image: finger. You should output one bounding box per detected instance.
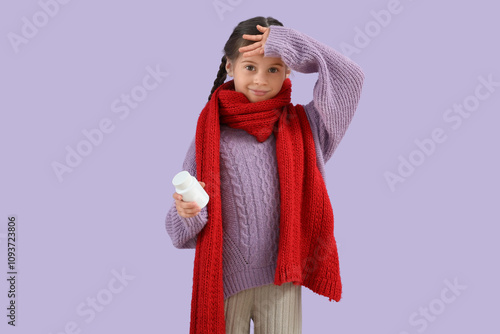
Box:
[177,202,195,214]
[179,201,199,210]
[182,207,200,215]
[256,25,267,31]
[182,205,201,214]
[239,42,261,53]
[238,45,253,53]
[242,49,261,57]
[176,200,196,213]
[242,34,262,41]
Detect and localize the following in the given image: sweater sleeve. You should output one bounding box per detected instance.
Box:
[264,25,365,163]
[165,135,208,249]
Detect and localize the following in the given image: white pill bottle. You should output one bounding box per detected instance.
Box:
[172,171,209,209]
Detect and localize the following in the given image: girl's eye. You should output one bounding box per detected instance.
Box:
[245,65,255,71]
[269,67,279,73]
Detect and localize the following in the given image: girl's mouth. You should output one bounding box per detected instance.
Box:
[250,89,268,96]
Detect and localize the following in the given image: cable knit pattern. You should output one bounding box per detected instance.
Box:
[254,136,281,267]
[219,128,251,263]
[165,25,364,303]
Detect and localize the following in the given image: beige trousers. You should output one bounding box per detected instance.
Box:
[223,282,302,334]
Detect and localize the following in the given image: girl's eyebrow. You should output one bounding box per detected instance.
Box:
[241,60,284,67]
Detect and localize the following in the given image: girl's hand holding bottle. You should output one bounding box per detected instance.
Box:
[173,182,206,218]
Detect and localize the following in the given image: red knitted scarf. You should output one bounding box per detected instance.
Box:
[190,78,342,333]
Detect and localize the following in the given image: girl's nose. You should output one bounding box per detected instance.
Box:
[253,71,267,85]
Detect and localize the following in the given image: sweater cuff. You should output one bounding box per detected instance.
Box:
[264,25,290,58]
[179,205,208,231]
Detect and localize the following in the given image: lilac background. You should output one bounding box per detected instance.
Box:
[1,0,499,333]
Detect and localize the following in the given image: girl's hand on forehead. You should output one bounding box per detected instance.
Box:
[239,24,270,57]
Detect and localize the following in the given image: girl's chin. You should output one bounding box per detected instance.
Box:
[247,97,267,103]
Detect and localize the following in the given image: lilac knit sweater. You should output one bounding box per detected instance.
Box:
[165,25,364,300]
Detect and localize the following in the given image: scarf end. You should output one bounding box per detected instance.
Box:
[274,264,343,302]
[303,274,343,302]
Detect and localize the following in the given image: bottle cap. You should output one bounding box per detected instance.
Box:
[172,171,193,191]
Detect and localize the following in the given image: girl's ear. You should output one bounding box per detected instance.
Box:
[285,66,291,79]
[225,59,234,77]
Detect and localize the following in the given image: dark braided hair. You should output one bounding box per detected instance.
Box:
[207,16,284,102]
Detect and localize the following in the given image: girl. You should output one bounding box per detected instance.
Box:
[165,16,364,334]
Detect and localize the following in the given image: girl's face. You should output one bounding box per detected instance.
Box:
[225,53,290,103]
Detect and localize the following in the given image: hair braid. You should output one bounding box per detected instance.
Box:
[207,55,227,102]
